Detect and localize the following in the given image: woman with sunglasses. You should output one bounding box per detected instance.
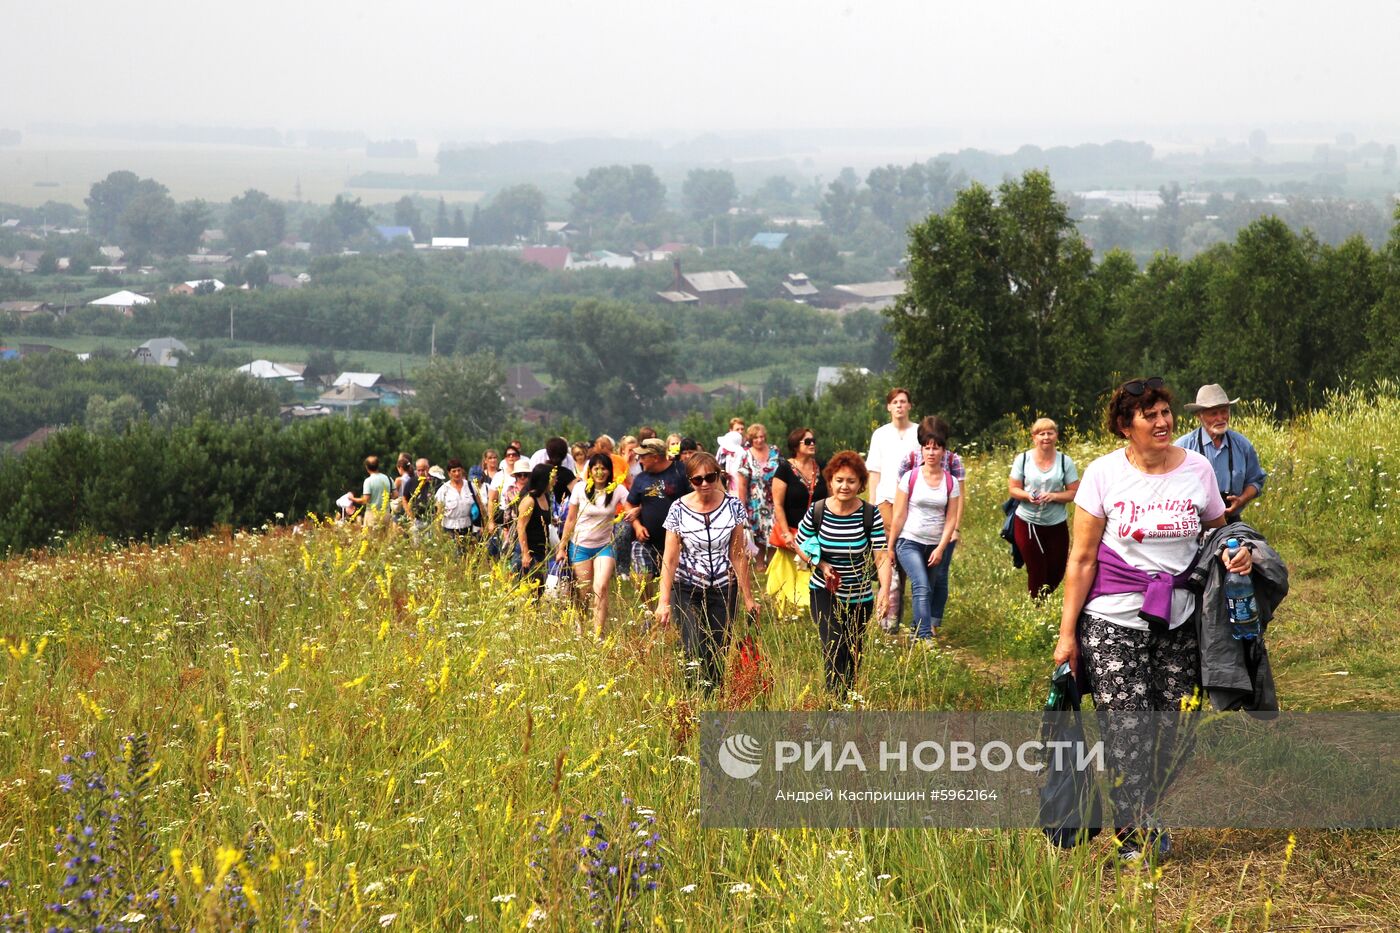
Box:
[486,446,523,541]
[1007,418,1080,599]
[767,426,828,609]
[655,452,759,694]
[1055,377,1254,862]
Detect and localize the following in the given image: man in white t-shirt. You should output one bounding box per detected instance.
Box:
[865,387,920,631]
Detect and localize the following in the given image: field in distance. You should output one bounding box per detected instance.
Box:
[0,142,484,208]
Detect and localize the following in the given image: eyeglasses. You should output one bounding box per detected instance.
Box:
[801,437,816,446]
[689,472,721,486]
[1121,376,1165,397]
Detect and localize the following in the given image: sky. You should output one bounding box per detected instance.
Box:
[8,0,1399,146]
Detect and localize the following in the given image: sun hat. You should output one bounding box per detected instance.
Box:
[428,464,447,481]
[716,430,744,457]
[511,459,534,476]
[1184,384,1240,413]
[638,438,668,458]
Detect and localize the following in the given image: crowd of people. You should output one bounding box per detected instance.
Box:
[341,377,1277,862]
[344,379,1265,700]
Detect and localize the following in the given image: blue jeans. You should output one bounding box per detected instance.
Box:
[895,537,956,638]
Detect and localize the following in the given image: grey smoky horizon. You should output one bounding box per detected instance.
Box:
[6,1,1400,145]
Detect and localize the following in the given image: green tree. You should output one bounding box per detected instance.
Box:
[311,195,372,254]
[887,171,1106,437]
[243,255,271,289]
[541,299,677,433]
[570,165,667,225]
[164,200,211,255]
[471,185,545,244]
[158,369,280,427]
[682,168,737,220]
[225,189,287,255]
[84,393,144,433]
[819,171,863,236]
[86,170,144,240]
[409,351,510,439]
[435,198,450,239]
[1200,216,1314,414]
[394,196,427,242]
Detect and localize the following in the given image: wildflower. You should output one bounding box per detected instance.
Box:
[378,913,398,927]
[728,882,753,895]
[491,892,516,903]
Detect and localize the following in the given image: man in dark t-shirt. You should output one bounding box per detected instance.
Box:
[626,438,691,602]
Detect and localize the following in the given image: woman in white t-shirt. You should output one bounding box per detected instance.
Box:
[886,420,962,640]
[1054,377,1255,861]
[556,453,628,637]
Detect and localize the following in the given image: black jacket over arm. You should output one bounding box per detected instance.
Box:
[1187,522,1289,714]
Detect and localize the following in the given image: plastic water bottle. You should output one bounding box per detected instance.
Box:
[1224,538,1260,640]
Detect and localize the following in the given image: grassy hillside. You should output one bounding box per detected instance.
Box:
[0,388,1396,929]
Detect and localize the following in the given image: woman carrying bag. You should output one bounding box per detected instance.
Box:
[795,450,891,698]
[1007,418,1080,598]
[767,426,827,610]
[655,453,759,694]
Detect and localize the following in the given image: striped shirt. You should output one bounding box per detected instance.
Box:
[797,501,887,603]
[663,495,748,588]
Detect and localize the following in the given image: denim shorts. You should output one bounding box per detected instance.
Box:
[568,541,615,563]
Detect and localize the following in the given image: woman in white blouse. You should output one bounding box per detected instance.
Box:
[655,452,760,693]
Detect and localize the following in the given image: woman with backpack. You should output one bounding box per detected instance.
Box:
[515,464,555,596]
[886,420,963,641]
[796,450,891,697]
[1007,418,1081,598]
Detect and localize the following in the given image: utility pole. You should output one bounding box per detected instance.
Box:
[430,321,436,357]
[229,305,234,342]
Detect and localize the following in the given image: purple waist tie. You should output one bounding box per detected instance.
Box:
[1085,542,1192,632]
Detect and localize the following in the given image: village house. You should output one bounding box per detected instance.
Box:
[133,337,189,368]
[656,261,747,307]
[169,279,226,296]
[779,273,820,304]
[519,246,572,271]
[0,300,58,320]
[505,364,547,407]
[88,290,153,317]
[824,280,905,312]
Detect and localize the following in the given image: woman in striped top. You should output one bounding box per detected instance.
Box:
[796,450,891,697]
[656,452,760,693]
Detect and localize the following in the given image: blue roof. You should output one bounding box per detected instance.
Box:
[375,225,415,241]
[750,232,789,250]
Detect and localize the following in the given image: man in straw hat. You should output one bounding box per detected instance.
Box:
[1175,383,1267,523]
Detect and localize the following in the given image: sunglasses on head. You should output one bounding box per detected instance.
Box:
[689,471,721,486]
[1121,376,1165,397]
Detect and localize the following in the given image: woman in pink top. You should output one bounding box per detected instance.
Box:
[1054,377,1254,862]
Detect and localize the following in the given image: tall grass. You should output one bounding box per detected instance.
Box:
[0,387,1396,929]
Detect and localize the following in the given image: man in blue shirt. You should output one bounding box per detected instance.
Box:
[1175,383,1267,523]
[626,437,691,610]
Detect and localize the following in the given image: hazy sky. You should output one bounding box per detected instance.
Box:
[8,0,1397,142]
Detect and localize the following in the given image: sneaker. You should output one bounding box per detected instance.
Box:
[1116,824,1171,864]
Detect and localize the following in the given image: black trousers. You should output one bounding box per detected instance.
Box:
[674,582,736,693]
[810,588,873,696]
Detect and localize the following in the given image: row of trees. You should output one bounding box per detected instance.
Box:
[889,170,1400,440]
[0,353,287,442]
[0,411,472,552]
